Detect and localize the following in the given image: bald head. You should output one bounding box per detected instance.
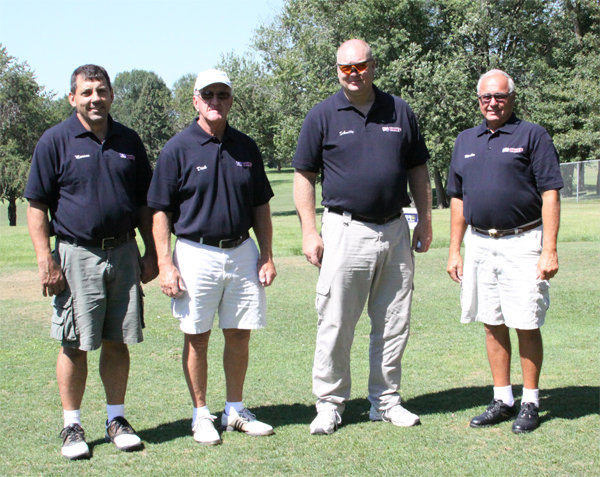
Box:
[337,39,372,64]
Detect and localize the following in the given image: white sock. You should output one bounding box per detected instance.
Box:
[63,409,81,428]
[192,406,211,426]
[107,404,125,423]
[521,388,540,407]
[224,401,244,415]
[493,385,515,407]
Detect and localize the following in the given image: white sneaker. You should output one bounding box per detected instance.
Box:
[105,417,143,451]
[60,423,90,460]
[369,404,420,427]
[310,407,342,435]
[192,414,222,445]
[221,408,274,436]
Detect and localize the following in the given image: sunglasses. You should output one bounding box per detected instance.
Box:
[198,90,232,101]
[337,60,372,75]
[477,93,511,104]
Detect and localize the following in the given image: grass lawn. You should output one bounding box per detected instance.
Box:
[0,170,598,476]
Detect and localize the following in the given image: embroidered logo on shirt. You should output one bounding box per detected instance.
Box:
[119,153,135,160]
[382,126,402,133]
[464,153,476,158]
[74,154,91,160]
[235,161,253,168]
[339,130,354,136]
[196,165,208,171]
[502,147,524,153]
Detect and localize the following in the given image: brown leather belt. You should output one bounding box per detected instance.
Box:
[472,218,542,238]
[180,232,249,249]
[58,231,136,250]
[327,207,403,225]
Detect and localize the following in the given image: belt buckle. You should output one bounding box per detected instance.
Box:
[218,238,227,248]
[101,236,116,249]
[487,229,500,238]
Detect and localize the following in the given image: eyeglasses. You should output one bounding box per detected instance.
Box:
[477,93,511,104]
[197,90,232,101]
[337,60,372,75]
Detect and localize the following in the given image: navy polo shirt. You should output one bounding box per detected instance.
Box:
[147,120,273,239]
[447,114,563,230]
[25,112,152,241]
[292,86,429,218]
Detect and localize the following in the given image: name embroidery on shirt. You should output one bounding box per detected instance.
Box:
[339,130,354,136]
[119,153,135,160]
[74,154,91,160]
[502,147,524,153]
[236,161,252,168]
[382,126,402,133]
[464,153,476,158]
[196,165,208,171]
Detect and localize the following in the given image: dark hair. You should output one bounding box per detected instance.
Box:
[70,64,112,93]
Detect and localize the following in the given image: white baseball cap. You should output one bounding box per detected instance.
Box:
[194,69,232,93]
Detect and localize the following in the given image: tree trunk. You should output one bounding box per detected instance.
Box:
[433,167,449,209]
[8,197,17,226]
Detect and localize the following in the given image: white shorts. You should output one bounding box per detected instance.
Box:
[172,237,267,334]
[460,225,549,330]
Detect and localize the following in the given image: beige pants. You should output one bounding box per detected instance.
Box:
[313,209,414,413]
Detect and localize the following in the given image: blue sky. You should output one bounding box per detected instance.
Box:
[1,0,284,96]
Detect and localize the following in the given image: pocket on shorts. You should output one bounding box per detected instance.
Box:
[51,292,78,342]
[138,283,146,329]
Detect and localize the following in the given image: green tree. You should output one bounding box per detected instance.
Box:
[111,70,174,164]
[0,45,54,225]
[171,73,196,133]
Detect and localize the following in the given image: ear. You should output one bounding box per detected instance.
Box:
[68,92,76,108]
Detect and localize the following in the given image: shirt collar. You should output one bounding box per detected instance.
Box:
[67,110,118,140]
[476,113,520,137]
[333,85,383,113]
[189,118,234,145]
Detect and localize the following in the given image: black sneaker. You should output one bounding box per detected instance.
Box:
[105,416,143,451]
[60,423,90,460]
[512,402,539,433]
[470,399,515,428]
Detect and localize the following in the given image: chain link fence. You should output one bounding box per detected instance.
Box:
[559,160,600,202]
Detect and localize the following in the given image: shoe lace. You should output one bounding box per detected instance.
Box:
[193,414,217,431]
[107,416,134,436]
[237,408,256,422]
[61,424,85,444]
[518,402,538,418]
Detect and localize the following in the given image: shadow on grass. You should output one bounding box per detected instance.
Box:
[108,385,597,444]
[405,384,599,423]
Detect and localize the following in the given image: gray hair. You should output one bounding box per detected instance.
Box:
[477,69,515,94]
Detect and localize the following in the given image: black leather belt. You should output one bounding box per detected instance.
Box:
[180,232,249,249]
[327,207,403,225]
[58,231,136,250]
[472,218,542,239]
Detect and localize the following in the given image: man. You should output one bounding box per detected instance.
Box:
[25,65,157,459]
[447,69,563,433]
[148,69,276,445]
[293,39,432,435]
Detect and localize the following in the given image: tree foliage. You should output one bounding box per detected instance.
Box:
[1,1,598,214]
[0,44,56,225]
[111,70,175,164]
[230,0,599,206]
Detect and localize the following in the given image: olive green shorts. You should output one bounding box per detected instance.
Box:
[51,239,144,351]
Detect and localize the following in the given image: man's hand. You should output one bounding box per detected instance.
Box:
[139,253,159,284]
[302,231,323,268]
[38,254,66,296]
[447,250,463,283]
[411,220,432,253]
[257,256,277,287]
[537,249,558,280]
[159,263,186,298]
